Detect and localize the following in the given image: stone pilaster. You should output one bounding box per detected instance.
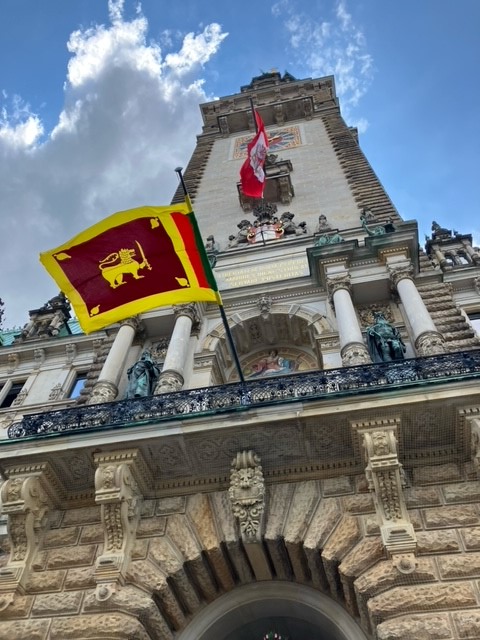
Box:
[327,273,371,366]
[156,304,198,394]
[353,419,417,574]
[0,463,61,593]
[89,318,141,404]
[93,449,150,599]
[388,262,446,356]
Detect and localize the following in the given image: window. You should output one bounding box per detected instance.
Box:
[0,383,25,408]
[68,375,87,399]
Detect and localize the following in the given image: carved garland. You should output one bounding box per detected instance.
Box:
[229,450,265,541]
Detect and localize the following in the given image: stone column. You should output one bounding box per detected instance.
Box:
[327,274,371,366]
[89,317,141,404]
[388,264,446,356]
[155,304,198,394]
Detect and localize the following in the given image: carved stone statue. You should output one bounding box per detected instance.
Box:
[228,220,252,247]
[126,351,161,398]
[315,214,332,233]
[366,312,406,363]
[279,211,307,235]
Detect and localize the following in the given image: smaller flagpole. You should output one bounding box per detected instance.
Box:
[175,168,245,383]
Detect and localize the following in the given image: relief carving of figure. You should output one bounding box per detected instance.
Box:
[366,312,406,363]
[126,350,161,398]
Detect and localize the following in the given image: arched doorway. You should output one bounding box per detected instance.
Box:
[177,582,370,640]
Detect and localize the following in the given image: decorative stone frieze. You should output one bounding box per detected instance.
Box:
[229,450,265,541]
[354,419,417,573]
[93,449,150,597]
[48,383,64,401]
[0,462,61,593]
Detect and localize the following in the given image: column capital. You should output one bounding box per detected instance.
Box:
[173,303,198,323]
[388,263,414,288]
[119,316,143,332]
[326,273,351,300]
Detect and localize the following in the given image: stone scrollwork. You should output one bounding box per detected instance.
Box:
[229,450,265,541]
[355,420,417,573]
[93,449,149,597]
[0,463,60,593]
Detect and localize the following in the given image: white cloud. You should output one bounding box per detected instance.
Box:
[0,4,227,328]
[272,0,373,124]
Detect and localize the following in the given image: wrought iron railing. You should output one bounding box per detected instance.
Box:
[7,350,480,440]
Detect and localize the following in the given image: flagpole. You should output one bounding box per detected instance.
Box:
[174,167,246,383]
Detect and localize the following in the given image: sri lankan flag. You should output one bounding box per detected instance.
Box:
[40,203,221,333]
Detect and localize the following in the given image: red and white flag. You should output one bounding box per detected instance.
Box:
[240,110,269,198]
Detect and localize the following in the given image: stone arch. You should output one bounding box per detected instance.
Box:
[201,304,331,381]
[177,581,370,640]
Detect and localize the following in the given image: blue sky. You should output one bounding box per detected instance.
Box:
[0,0,479,328]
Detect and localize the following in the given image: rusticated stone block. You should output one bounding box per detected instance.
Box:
[304,499,341,550]
[156,497,186,516]
[460,527,480,550]
[0,593,33,619]
[44,526,80,549]
[355,557,437,597]
[85,587,174,639]
[137,516,166,538]
[416,530,460,554]
[323,516,361,562]
[413,463,461,485]
[442,482,480,504]
[423,505,480,528]
[342,493,375,514]
[49,613,152,639]
[32,591,83,616]
[26,570,66,593]
[453,610,480,638]
[47,544,96,569]
[64,566,95,590]
[340,537,384,577]
[79,523,104,544]
[405,486,441,508]
[322,476,352,496]
[377,613,453,639]
[368,583,477,623]
[0,619,50,639]
[438,553,480,580]
[140,500,156,517]
[132,538,149,560]
[62,506,101,526]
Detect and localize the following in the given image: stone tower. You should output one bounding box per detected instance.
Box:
[1,72,480,639]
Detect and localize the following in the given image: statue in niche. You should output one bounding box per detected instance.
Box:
[248,349,298,377]
[126,350,161,398]
[366,312,406,363]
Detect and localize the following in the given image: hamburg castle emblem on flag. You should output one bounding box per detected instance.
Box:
[40,205,220,333]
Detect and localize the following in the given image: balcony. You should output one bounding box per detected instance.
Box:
[8,350,480,441]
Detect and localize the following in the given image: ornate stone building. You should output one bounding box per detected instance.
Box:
[1,72,480,639]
